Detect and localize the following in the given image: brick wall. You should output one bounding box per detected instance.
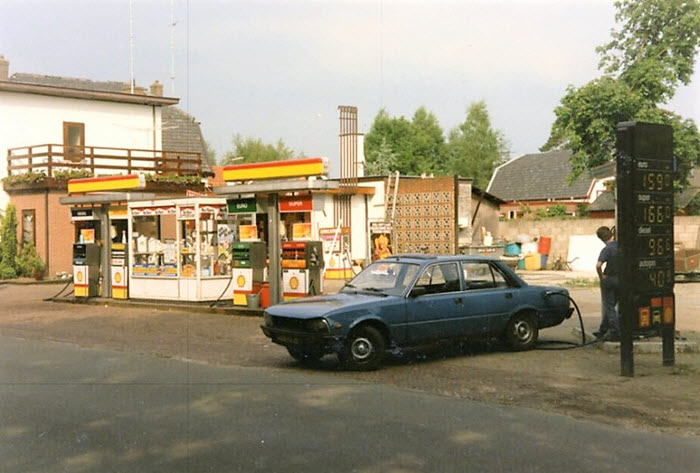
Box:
[10,189,74,276]
[394,177,456,254]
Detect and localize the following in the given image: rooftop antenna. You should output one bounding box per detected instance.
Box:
[129,0,135,93]
[170,0,176,94]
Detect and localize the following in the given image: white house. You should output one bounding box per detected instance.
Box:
[0,55,183,210]
[0,56,211,277]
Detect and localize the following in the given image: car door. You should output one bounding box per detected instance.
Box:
[458,261,518,335]
[406,262,464,342]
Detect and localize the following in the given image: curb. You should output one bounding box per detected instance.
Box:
[49,296,264,317]
[0,278,71,286]
[599,339,699,354]
[572,327,699,354]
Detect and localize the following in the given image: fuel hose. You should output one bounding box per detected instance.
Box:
[536,292,599,350]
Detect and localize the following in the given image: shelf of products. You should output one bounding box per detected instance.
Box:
[131,212,178,278]
[129,199,261,280]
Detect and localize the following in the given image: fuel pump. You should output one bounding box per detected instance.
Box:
[110,235,128,299]
[281,241,324,300]
[231,242,267,306]
[73,243,100,297]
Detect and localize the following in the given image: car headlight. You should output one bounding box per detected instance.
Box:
[306,318,330,333]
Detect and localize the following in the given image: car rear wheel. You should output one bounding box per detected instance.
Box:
[287,345,325,364]
[505,313,538,350]
[339,325,386,371]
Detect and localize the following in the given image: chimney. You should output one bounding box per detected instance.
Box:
[150,80,163,97]
[0,55,9,81]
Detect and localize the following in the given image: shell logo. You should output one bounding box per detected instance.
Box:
[237,275,246,288]
[329,256,337,268]
[289,276,299,290]
[115,272,122,284]
[76,271,84,283]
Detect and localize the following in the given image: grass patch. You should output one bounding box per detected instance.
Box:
[565,278,599,288]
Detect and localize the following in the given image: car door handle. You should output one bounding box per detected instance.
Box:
[505,293,513,299]
[454,298,462,304]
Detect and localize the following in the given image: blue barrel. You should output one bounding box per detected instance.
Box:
[505,243,521,256]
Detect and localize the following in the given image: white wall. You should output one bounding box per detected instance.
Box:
[588,177,613,203]
[313,194,334,233]
[0,90,163,209]
[350,193,368,260]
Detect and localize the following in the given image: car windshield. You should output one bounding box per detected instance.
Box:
[342,261,419,296]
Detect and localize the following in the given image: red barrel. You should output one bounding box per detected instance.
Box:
[538,236,552,256]
[260,283,271,309]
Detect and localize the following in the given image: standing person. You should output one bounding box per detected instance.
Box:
[595,226,620,341]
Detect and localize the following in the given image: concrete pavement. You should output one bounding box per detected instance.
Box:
[1,335,699,473]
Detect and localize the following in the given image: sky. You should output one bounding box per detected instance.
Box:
[1,0,698,176]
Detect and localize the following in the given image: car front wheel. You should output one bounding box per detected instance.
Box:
[505,313,538,350]
[339,325,386,371]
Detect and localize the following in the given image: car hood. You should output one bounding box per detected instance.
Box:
[264,292,394,320]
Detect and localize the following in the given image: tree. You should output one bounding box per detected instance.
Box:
[597,0,700,104]
[364,107,448,176]
[364,137,398,176]
[409,107,448,175]
[0,204,18,279]
[204,140,217,165]
[446,101,510,189]
[542,78,644,179]
[364,109,415,175]
[222,134,295,164]
[544,0,700,186]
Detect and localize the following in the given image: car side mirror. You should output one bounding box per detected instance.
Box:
[409,286,427,298]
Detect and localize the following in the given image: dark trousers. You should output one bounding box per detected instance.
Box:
[599,276,620,335]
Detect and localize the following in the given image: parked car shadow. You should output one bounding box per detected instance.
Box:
[285,338,507,372]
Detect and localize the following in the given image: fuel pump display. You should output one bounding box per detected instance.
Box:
[616,121,676,374]
[281,241,324,300]
[73,243,100,297]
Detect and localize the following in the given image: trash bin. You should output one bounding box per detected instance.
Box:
[246,293,260,309]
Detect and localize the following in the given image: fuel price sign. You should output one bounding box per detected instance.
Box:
[616,122,675,374]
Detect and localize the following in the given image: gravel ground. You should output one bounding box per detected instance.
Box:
[0,278,698,437]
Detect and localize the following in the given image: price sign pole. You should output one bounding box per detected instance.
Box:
[616,122,675,377]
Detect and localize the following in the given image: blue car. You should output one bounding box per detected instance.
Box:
[261,254,573,370]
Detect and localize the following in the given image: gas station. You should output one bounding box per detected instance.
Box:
[59,156,379,307]
[213,157,340,307]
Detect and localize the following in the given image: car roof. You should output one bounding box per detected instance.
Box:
[382,254,499,264]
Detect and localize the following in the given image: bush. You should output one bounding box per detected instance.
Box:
[576,203,590,217]
[16,242,46,280]
[0,204,19,274]
[0,261,17,280]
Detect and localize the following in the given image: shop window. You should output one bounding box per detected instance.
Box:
[63,122,85,162]
[132,213,179,278]
[22,209,36,246]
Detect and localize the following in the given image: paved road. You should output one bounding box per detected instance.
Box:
[1,336,698,473]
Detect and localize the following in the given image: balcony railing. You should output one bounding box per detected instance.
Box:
[7,144,203,178]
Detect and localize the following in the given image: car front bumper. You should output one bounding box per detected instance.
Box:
[261,325,338,347]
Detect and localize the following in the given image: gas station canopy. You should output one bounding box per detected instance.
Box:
[59,193,156,205]
[213,179,339,196]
